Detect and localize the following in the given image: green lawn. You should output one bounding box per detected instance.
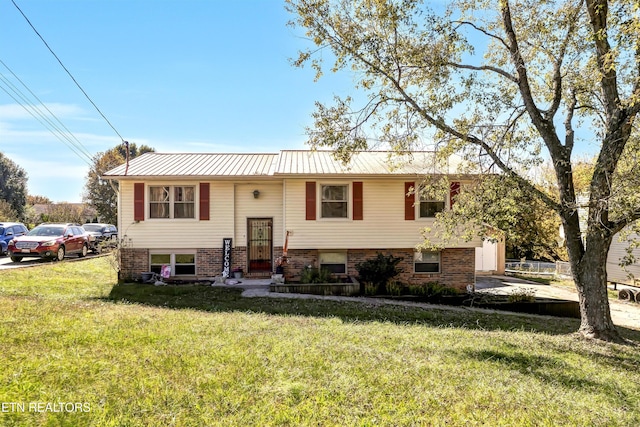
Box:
[1,257,639,426]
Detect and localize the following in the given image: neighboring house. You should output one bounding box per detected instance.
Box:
[607,228,640,287]
[102,150,485,290]
[559,194,639,287]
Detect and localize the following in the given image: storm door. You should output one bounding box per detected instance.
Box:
[247,218,273,273]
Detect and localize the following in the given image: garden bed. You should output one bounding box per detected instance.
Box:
[270,277,360,296]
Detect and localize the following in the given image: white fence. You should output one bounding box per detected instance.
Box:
[505,260,572,279]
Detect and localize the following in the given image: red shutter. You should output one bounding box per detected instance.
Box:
[450,181,461,207]
[199,182,210,220]
[305,181,316,220]
[134,183,145,221]
[404,182,415,220]
[353,181,363,220]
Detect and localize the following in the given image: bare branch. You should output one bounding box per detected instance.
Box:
[453,20,510,50]
[445,62,517,82]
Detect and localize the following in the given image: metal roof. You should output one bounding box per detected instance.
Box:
[104,153,279,177]
[103,150,460,178]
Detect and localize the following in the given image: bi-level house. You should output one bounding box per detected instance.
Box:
[103,150,484,290]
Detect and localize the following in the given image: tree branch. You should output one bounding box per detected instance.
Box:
[453,20,510,51]
[609,210,640,236]
[546,2,583,119]
[445,62,517,82]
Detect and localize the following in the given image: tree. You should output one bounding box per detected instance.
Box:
[0,152,27,220]
[27,195,52,205]
[463,175,566,262]
[0,200,18,222]
[83,143,154,225]
[40,203,88,224]
[287,0,640,341]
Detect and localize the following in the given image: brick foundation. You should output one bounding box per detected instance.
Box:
[119,246,284,281]
[119,248,149,281]
[286,247,476,291]
[119,247,475,290]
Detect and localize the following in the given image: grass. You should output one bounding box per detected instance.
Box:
[0,258,639,426]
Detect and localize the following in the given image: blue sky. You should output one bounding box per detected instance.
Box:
[0,0,354,202]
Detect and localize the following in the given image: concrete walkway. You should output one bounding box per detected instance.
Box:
[476,275,640,330]
[228,276,640,331]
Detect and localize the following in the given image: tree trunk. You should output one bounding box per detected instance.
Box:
[569,231,622,342]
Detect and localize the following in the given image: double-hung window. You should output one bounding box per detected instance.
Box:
[321,185,348,218]
[419,188,445,218]
[149,185,195,219]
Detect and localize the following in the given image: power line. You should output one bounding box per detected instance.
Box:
[0,59,94,163]
[0,74,93,166]
[10,0,126,144]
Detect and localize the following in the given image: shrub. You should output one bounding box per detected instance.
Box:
[508,288,536,303]
[407,284,429,296]
[363,282,378,296]
[407,282,459,297]
[300,266,335,284]
[385,281,404,296]
[355,253,403,294]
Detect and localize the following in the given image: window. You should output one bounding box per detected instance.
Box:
[319,252,347,274]
[174,254,196,275]
[149,186,195,219]
[414,251,441,273]
[321,185,348,218]
[150,254,170,275]
[419,188,445,218]
[150,253,196,276]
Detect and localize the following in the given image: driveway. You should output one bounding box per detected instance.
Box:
[0,253,102,270]
[476,275,640,330]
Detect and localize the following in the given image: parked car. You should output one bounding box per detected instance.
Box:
[82,223,118,242]
[8,223,90,262]
[82,223,118,253]
[0,222,29,255]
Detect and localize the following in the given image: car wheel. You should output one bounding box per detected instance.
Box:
[55,246,65,261]
[79,244,88,258]
[10,255,22,263]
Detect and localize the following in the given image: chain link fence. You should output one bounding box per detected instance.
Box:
[505,260,572,279]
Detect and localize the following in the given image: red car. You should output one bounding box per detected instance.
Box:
[8,223,90,262]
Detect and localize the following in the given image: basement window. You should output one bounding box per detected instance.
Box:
[414,251,441,273]
[319,252,347,274]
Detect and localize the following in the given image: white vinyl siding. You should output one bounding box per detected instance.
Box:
[284,179,482,249]
[117,178,480,252]
[119,180,235,249]
[234,183,284,248]
[607,230,640,286]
